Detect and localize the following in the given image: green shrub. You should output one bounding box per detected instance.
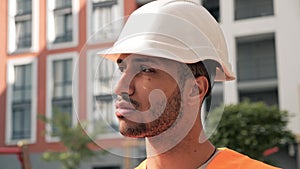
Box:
[207,100,295,164]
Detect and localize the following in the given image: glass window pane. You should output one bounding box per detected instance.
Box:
[235,0,274,20]
[13,64,32,102]
[52,98,73,135]
[12,105,31,139]
[65,84,72,97]
[24,88,31,101]
[66,14,73,41]
[66,14,73,32]
[237,35,277,81]
[94,98,118,132]
[53,59,73,98]
[16,0,32,15]
[53,61,64,83]
[16,20,32,48]
[13,90,22,102]
[14,66,24,87]
[55,0,72,8]
[55,15,64,38]
[54,14,73,43]
[239,89,278,106]
[96,58,117,94]
[65,59,73,81]
[202,0,220,22]
[24,64,32,86]
[54,86,63,98]
[24,108,31,134]
[12,109,22,139]
[53,60,64,98]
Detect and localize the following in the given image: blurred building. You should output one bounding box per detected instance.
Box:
[0,0,299,169]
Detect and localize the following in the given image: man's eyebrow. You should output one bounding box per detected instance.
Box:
[117,57,160,65]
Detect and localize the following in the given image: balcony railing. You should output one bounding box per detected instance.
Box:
[54,30,73,43]
[17,34,32,48]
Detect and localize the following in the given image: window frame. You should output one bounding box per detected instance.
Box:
[6,57,37,145]
[46,52,78,142]
[86,0,124,44]
[46,0,79,50]
[7,0,39,54]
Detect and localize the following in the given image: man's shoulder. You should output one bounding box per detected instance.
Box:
[207,148,280,169]
[134,148,280,169]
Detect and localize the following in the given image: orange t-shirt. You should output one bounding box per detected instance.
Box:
[134,148,280,169]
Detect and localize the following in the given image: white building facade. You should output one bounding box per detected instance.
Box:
[203,0,300,167]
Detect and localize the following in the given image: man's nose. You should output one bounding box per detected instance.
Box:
[114,72,135,96]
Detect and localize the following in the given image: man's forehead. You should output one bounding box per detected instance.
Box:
[117,54,180,66]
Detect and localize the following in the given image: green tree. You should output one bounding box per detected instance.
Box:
[39,112,100,169]
[207,100,295,164]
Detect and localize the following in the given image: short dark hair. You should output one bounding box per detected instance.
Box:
[186,59,221,98]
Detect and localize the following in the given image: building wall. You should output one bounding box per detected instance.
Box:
[220,0,300,167]
[1,0,300,168]
[220,0,300,138]
[0,0,140,168]
[275,0,300,136]
[0,0,8,148]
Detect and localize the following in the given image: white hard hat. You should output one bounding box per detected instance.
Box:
[97,0,235,81]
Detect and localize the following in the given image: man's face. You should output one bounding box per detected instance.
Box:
[114,54,184,138]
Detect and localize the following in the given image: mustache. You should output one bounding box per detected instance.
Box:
[116,93,140,108]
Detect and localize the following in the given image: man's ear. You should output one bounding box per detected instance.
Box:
[192,76,209,100]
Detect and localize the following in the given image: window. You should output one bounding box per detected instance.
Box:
[7,0,38,53]
[46,52,77,140]
[237,34,277,81]
[87,0,123,42]
[6,58,37,144]
[236,33,278,106]
[235,0,274,20]
[87,51,119,137]
[53,0,72,43]
[52,59,73,134]
[202,0,220,22]
[47,0,78,49]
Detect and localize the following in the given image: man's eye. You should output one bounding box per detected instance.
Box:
[141,66,155,73]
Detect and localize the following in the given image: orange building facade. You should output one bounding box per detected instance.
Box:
[0,0,147,168]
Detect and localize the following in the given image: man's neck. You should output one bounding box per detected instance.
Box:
[144,119,215,169]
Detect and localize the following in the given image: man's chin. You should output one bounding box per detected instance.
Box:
[118,123,147,138]
[119,129,146,138]
[121,132,146,138]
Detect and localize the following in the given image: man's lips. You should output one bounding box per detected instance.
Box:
[115,101,136,118]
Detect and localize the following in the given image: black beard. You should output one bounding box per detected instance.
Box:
[119,88,182,138]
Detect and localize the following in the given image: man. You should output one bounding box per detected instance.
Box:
[98,0,280,168]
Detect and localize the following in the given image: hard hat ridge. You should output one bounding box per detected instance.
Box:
[97,0,236,81]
